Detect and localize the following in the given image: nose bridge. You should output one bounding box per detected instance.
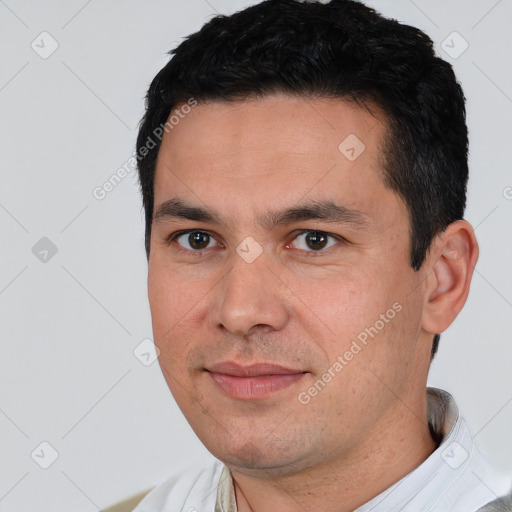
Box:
[212,249,289,336]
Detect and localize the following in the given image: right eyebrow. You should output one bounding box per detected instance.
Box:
[153,198,223,225]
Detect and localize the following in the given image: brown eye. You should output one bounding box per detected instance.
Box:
[305,231,328,250]
[291,230,339,252]
[175,231,215,251]
[189,231,210,249]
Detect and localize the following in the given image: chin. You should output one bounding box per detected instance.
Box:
[208,436,310,476]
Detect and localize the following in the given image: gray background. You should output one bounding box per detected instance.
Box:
[1,1,511,510]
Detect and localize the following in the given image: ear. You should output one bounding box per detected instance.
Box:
[422,220,479,335]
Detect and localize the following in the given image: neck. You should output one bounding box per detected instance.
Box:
[231,395,436,512]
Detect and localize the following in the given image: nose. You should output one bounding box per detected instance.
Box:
[209,252,290,337]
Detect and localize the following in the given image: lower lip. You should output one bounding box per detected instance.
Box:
[208,372,306,400]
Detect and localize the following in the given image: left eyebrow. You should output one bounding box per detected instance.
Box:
[259,200,369,229]
[153,198,369,229]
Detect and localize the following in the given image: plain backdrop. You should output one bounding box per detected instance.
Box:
[1,1,511,510]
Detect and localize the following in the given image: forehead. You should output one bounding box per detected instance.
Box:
[159,93,385,162]
[153,93,395,223]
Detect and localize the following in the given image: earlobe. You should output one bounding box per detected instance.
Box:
[422,220,479,335]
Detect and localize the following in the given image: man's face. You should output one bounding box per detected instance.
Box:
[148,94,433,475]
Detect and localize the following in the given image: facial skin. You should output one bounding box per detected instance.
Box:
[147,93,479,512]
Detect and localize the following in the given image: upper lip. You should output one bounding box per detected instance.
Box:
[207,361,305,377]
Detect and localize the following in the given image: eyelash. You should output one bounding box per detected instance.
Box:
[167,229,344,257]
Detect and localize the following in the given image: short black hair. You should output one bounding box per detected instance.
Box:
[136,0,469,359]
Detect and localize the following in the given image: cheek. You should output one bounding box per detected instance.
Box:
[148,263,202,359]
[288,270,386,346]
[292,266,418,375]
[148,251,212,315]
[148,267,204,406]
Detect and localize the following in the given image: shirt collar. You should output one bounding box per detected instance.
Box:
[215,387,466,512]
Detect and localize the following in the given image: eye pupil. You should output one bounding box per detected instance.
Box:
[305,231,328,250]
[189,231,209,249]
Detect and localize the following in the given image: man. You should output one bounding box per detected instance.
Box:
[107,0,511,510]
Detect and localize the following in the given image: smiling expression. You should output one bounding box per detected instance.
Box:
[147,93,434,474]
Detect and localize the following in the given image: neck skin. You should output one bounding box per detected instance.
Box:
[231,392,436,512]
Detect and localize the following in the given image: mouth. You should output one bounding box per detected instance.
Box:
[205,361,307,400]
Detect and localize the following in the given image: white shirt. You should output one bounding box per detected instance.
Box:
[133,388,511,512]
